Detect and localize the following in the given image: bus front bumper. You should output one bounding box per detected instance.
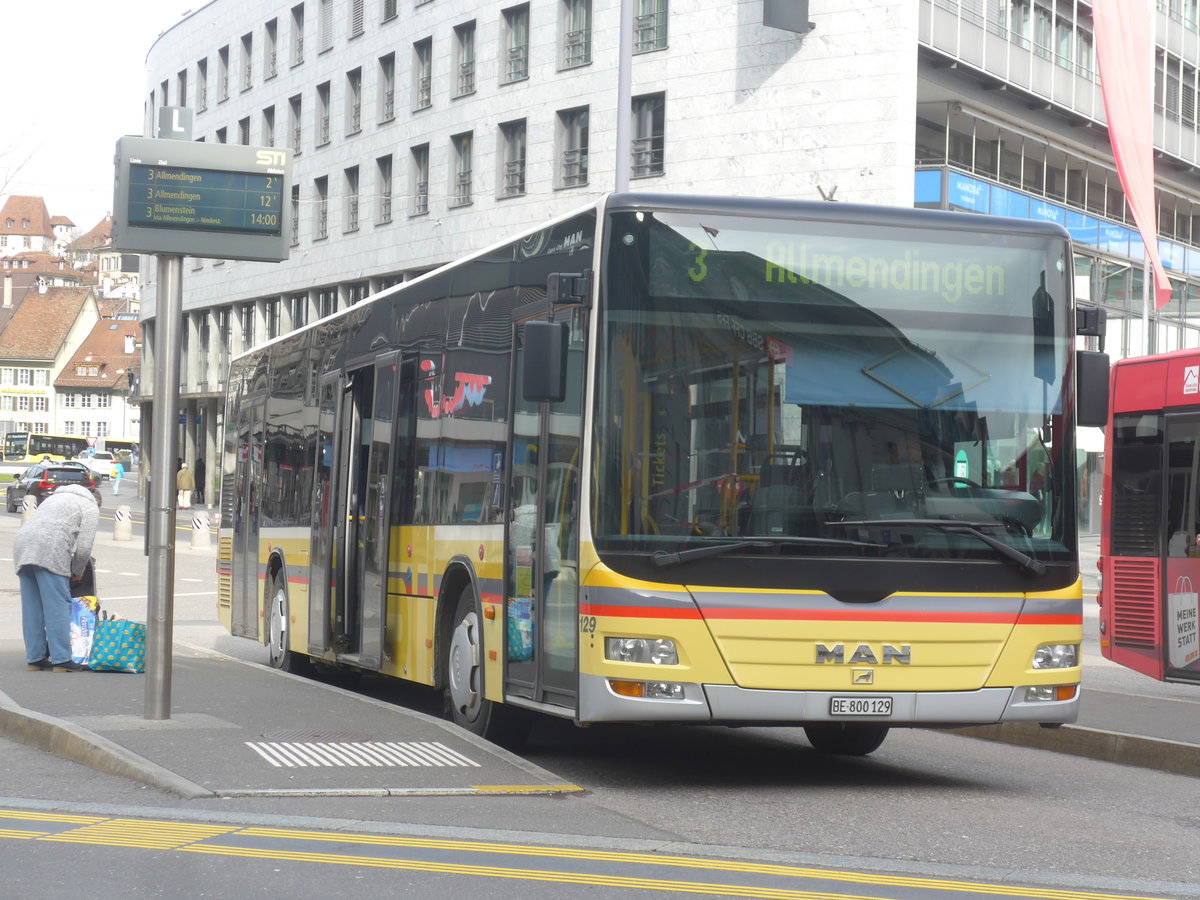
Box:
[577,673,1080,726]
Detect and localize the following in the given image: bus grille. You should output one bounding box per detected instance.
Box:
[1110,557,1158,648]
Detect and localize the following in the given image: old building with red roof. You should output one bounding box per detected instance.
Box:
[0,195,57,258]
[0,286,99,435]
[54,317,142,444]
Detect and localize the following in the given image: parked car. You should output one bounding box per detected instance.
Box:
[5,463,102,512]
[74,450,118,481]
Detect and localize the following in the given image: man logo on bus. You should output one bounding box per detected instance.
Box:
[1185,365,1199,396]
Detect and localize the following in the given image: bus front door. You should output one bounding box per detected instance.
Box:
[505,317,582,711]
[233,395,266,639]
[311,364,393,669]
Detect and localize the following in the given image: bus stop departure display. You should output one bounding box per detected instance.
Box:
[127,164,283,235]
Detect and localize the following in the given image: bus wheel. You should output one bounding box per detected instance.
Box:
[803,723,889,756]
[267,574,306,674]
[444,586,531,747]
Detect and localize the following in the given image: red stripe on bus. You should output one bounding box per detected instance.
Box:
[580,606,1080,625]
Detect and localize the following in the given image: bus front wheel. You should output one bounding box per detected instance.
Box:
[267,574,307,674]
[444,586,530,747]
[804,723,889,756]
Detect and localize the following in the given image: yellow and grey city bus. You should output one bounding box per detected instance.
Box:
[217,193,1095,754]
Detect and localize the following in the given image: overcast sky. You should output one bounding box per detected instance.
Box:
[2,2,193,233]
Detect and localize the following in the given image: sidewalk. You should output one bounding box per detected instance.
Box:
[1,525,1197,797]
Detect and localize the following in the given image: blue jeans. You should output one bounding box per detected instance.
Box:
[18,566,73,665]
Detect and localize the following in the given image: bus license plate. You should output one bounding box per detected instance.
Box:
[829,696,892,716]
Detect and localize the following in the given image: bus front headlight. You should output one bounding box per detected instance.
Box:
[605,637,679,665]
[1031,643,1078,669]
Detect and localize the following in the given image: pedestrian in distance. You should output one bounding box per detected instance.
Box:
[177,462,195,510]
[13,484,101,672]
[111,460,124,496]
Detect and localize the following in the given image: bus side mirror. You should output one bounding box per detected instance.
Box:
[523,319,568,403]
[1076,349,1110,428]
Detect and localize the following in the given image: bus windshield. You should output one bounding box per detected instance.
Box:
[594,208,1076,571]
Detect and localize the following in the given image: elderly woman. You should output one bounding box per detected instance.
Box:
[13,484,100,672]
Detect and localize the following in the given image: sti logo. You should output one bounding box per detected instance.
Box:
[256,149,287,167]
[1185,365,1200,396]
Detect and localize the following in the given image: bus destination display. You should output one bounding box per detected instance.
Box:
[128,164,283,236]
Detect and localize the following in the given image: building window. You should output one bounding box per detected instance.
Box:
[455,21,476,97]
[379,52,396,122]
[411,144,429,215]
[219,309,232,373]
[345,166,360,232]
[33,370,47,386]
[319,0,333,52]
[317,81,331,145]
[502,5,530,83]
[346,67,362,133]
[263,105,276,147]
[562,0,592,68]
[34,397,48,413]
[318,288,337,318]
[383,0,398,21]
[284,294,305,331]
[377,154,393,223]
[635,0,667,53]
[176,69,189,108]
[289,94,303,153]
[63,421,74,435]
[499,119,526,197]
[216,127,227,144]
[347,282,370,305]
[558,106,589,188]
[349,0,365,37]
[197,58,208,110]
[62,393,77,408]
[238,116,251,145]
[240,303,255,350]
[265,18,279,78]
[267,299,282,340]
[18,369,31,385]
[413,38,432,110]
[314,175,329,239]
[291,3,305,65]
[451,132,472,207]
[632,92,665,177]
[291,185,301,246]
[80,393,93,408]
[17,396,30,412]
[241,32,254,90]
[218,45,230,100]
[96,422,109,437]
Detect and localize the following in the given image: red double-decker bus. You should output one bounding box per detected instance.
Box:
[1099,349,1200,684]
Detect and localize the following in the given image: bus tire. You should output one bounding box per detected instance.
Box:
[803,723,889,756]
[444,585,531,748]
[267,573,308,674]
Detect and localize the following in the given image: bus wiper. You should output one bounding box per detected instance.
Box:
[828,518,1047,577]
[651,536,885,568]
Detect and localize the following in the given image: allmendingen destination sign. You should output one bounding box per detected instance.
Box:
[129,164,283,234]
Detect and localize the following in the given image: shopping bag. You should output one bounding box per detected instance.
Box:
[1168,576,1199,669]
[87,618,146,674]
[69,596,101,665]
[506,597,533,662]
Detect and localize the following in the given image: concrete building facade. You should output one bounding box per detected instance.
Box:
[139,1,1200,520]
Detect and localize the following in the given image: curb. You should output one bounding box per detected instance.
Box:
[0,692,214,799]
[953,722,1200,777]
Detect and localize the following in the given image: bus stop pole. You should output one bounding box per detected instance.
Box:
[145,253,183,720]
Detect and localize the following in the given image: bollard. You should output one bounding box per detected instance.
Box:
[191,510,211,549]
[113,504,133,541]
[20,495,37,523]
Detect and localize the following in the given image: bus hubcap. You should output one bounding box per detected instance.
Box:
[448,612,480,716]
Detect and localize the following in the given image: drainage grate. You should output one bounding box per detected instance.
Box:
[245,740,481,768]
[259,729,368,742]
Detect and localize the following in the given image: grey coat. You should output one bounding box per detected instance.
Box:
[12,484,99,579]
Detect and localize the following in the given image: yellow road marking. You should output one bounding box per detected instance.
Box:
[0,809,1174,900]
